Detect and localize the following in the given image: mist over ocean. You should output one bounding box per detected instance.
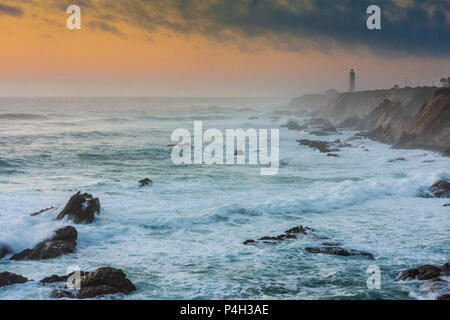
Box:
[0,97,449,299]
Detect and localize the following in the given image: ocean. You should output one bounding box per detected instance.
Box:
[0,97,448,299]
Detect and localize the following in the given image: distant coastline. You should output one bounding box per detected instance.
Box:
[289,87,450,155]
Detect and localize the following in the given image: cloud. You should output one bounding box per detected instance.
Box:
[88,21,127,37]
[0,3,24,17]
[42,0,450,57]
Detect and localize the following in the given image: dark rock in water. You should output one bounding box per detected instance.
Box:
[248,116,259,120]
[56,192,101,224]
[444,203,450,207]
[243,225,311,245]
[438,294,450,300]
[0,272,28,287]
[398,264,442,281]
[327,153,339,157]
[281,120,307,131]
[0,245,11,259]
[77,267,136,299]
[139,178,153,187]
[30,206,55,217]
[429,181,450,198]
[297,139,340,153]
[419,180,450,198]
[50,267,136,299]
[41,270,87,283]
[443,148,450,157]
[10,226,77,260]
[305,247,374,260]
[440,262,450,276]
[389,157,406,163]
[419,277,450,298]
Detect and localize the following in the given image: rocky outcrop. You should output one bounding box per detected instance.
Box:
[139,178,153,187]
[56,192,100,224]
[281,120,307,131]
[30,206,55,217]
[320,87,437,121]
[297,139,340,153]
[10,226,77,260]
[41,271,86,284]
[0,245,11,259]
[418,180,450,198]
[305,247,374,259]
[243,226,312,245]
[398,263,449,281]
[51,267,136,299]
[393,88,450,151]
[0,272,28,287]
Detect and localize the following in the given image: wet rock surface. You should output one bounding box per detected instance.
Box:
[51,267,136,299]
[398,263,449,281]
[0,272,29,287]
[418,180,450,198]
[243,226,312,245]
[10,226,77,260]
[305,247,374,260]
[30,206,55,217]
[40,270,87,284]
[297,139,340,153]
[281,120,307,131]
[0,245,11,259]
[139,178,153,187]
[56,191,101,224]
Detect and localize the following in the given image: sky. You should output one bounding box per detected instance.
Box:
[0,0,449,97]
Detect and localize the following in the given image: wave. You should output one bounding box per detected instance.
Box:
[0,113,48,120]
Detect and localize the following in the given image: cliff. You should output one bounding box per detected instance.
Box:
[289,89,338,113]
[393,88,450,151]
[320,87,437,122]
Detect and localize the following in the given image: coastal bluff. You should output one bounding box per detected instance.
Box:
[289,87,449,153]
[319,87,437,121]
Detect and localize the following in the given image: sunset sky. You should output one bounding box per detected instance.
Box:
[0,0,449,97]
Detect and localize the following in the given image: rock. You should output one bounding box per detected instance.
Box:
[281,120,307,131]
[41,270,86,283]
[56,192,101,224]
[398,264,442,281]
[243,225,312,245]
[419,278,450,297]
[440,262,450,275]
[10,226,77,260]
[248,116,259,120]
[305,247,374,260]
[327,153,339,157]
[389,157,406,162]
[305,118,332,127]
[443,148,450,157]
[0,245,11,259]
[51,288,77,298]
[139,178,153,187]
[297,139,340,153]
[429,180,450,198]
[30,206,55,217]
[437,294,450,300]
[0,272,28,287]
[77,267,136,299]
[444,203,450,207]
[321,242,341,247]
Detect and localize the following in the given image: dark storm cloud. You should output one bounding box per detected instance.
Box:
[0,3,24,17]
[44,0,450,57]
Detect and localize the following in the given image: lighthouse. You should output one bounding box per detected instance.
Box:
[349,69,356,92]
